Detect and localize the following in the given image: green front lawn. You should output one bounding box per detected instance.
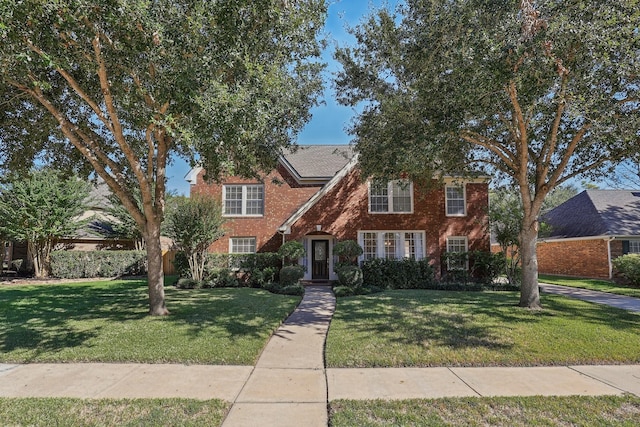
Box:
[0,278,301,364]
[539,274,640,298]
[0,398,228,427]
[326,290,640,367]
[330,395,640,427]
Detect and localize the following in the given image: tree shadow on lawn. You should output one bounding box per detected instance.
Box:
[334,290,640,354]
[162,287,300,339]
[0,281,297,358]
[0,281,148,356]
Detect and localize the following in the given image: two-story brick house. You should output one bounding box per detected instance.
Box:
[188,145,490,281]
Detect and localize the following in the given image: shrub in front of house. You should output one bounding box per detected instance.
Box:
[50,250,147,279]
[173,251,282,288]
[278,241,305,265]
[279,265,305,287]
[333,240,363,265]
[612,254,640,286]
[469,251,506,285]
[336,265,363,289]
[361,257,435,290]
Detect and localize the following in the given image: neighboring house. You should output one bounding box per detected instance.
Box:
[538,190,640,279]
[2,182,178,274]
[188,145,490,281]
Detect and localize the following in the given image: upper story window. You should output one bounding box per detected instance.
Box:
[223,184,264,217]
[368,179,413,214]
[445,185,466,216]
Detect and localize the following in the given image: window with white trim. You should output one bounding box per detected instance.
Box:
[368,180,413,213]
[362,232,378,260]
[223,185,264,216]
[446,236,468,270]
[629,240,640,253]
[445,185,466,216]
[230,237,256,254]
[359,231,425,260]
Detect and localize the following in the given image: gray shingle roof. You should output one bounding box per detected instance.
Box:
[543,190,640,238]
[281,145,355,180]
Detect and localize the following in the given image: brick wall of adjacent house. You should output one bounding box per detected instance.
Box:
[189,164,321,253]
[537,238,612,279]
[287,168,489,276]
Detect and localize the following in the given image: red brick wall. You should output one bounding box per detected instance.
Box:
[537,239,611,279]
[190,166,321,252]
[191,164,490,277]
[288,168,490,276]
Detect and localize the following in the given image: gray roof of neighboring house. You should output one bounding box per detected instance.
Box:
[543,190,640,238]
[86,180,112,210]
[281,145,355,180]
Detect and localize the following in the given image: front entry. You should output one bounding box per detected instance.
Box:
[311,240,329,280]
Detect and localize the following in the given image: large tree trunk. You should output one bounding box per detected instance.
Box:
[144,222,169,316]
[519,213,541,309]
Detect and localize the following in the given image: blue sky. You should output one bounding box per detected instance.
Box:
[167,0,400,195]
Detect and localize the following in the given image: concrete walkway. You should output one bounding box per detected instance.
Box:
[540,283,640,312]
[0,285,639,426]
[221,285,335,427]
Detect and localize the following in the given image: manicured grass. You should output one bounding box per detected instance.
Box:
[325,290,640,367]
[539,274,640,298]
[330,395,640,427]
[0,278,301,364]
[0,397,228,426]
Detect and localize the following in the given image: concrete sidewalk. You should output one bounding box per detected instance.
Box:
[540,283,640,312]
[2,362,638,401]
[1,285,639,426]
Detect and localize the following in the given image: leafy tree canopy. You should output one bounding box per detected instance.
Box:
[0,168,91,277]
[335,0,640,308]
[0,0,326,314]
[165,195,225,282]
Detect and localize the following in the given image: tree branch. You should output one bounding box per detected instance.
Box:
[460,130,517,172]
[92,33,149,193]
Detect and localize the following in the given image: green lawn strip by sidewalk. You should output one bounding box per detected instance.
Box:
[326,290,640,368]
[0,278,300,364]
[539,274,640,298]
[330,395,640,427]
[0,397,228,427]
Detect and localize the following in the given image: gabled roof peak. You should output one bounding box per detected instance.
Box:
[280,144,355,184]
[544,189,640,238]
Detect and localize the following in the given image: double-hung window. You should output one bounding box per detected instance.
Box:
[359,231,425,260]
[446,236,468,270]
[369,180,413,213]
[230,237,256,254]
[223,184,264,216]
[628,240,640,253]
[445,185,466,216]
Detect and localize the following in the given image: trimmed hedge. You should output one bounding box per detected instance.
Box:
[50,250,147,279]
[361,258,435,289]
[613,254,640,286]
[279,265,305,287]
